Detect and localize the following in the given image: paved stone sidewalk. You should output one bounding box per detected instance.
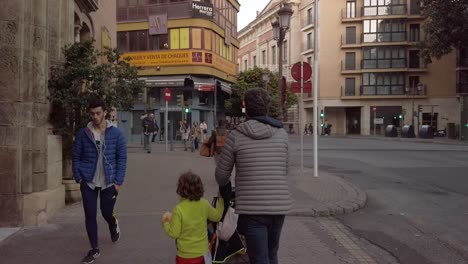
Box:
[0,149,394,264]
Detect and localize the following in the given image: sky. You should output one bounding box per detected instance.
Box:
[237,0,271,31]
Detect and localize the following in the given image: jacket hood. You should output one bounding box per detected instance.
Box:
[236,117,283,140]
[87,120,115,130]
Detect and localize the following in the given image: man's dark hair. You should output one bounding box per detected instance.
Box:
[176,171,204,201]
[244,88,270,117]
[87,97,107,111]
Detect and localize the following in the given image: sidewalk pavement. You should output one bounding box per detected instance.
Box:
[343,135,468,145]
[0,146,396,264]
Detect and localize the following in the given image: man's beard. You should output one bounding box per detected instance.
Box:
[93,116,105,126]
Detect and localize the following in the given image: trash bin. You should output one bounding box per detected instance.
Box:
[447,122,456,139]
[419,125,434,139]
[401,125,415,138]
[385,125,398,137]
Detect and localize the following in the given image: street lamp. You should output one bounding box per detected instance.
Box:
[272,1,293,121]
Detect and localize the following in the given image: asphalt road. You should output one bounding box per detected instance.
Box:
[290,136,468,264]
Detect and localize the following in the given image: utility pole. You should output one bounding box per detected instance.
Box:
[313,0,319,177]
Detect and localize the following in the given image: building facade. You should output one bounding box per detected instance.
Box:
[238,0,467,138]
[116,0,240,142]
[0,0,116,227]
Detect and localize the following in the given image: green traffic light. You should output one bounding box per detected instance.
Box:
[465,123,468,128]
[399,115,403,119]
[320,124,324,127]
[320,113,324,118]
[185,108,189,113]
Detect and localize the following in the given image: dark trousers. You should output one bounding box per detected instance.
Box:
[80,182,118,249]
[237,215,285,264]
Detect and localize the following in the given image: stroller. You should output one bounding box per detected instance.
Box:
[208,184,249,263]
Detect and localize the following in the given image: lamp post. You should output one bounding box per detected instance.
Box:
[272,1,293,121]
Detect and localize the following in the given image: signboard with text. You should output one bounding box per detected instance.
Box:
[122,50,236,76]
[192,1,214,19]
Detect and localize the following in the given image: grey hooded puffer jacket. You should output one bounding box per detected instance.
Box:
[215,119,292,215]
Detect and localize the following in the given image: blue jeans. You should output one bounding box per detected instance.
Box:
[144,133,153,152]
[237,215,285,264]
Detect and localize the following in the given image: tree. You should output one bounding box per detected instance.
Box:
[48,40,145,162]
[226,67,298,118]
[420,0,468,63]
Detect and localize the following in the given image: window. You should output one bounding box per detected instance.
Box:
[363,19,406,43]
[363,0,406,16]
[244,59,247,71]
[307,8,313,25]
[346,27,356,44]
[345,52,356,70]
[307,33,313,49]
[362,73,405,95]
[346,1,356,18]
[362,46,406,69]
[345,78,356,96]
[459,47,468,67]
[409,50,420,68]
[129,31,139,51]
[283,40,288,63]
[410,0,421,15]
[272,46,277,64]
[170,28,190,49]
[262,50,266,64]
[117,32,128,52]
[253,56,257,67]
[409,76,420,91]
[409,24,420,42]
[149,34,169,50]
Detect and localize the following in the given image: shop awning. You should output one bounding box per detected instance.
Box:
[191,76,215,92]
[217,80,233,95]
[140,75,187,87]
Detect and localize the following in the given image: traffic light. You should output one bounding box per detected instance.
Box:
[185,105,190,113]
[320,110,324,118]
[399,114,403,119]
[176,94,184,107]
[465,123,468,128]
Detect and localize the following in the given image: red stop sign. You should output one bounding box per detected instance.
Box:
[164,88,171,101]
[291,62,312,82]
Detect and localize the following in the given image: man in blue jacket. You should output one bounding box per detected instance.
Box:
[73,97,127,264]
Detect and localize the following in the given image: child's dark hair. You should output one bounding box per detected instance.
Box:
[176,171,204,201]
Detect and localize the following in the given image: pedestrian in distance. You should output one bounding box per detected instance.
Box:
[143,113,158,153]
[191,121,201,151]
[180,120,190,151]
[162,171,224,264]
[200,120,208,141]
[72,97,127,264]
[215,88,292,264]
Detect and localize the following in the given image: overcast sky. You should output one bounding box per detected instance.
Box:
[237,0,271,31]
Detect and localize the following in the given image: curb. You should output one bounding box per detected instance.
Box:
[287,170,367,217]
[344,135,468,146]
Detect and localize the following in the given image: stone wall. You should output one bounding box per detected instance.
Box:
[0,0,74,227]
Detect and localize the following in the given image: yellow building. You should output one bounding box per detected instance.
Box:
[116,0,240,142]
[239,0,467,138]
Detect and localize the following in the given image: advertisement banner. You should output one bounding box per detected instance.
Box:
[149,14,168,35]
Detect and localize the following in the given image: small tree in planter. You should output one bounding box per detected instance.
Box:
[48,40,145,180]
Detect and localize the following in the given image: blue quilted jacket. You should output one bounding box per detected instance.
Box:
[72,122,127,185]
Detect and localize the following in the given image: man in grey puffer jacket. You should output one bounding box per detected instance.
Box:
[215,88,292,264]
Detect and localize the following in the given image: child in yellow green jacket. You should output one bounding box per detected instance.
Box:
[162,171,224,264]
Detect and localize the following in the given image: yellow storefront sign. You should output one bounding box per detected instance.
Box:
[122,49,236,76]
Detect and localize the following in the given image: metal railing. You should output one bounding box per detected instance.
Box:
[362,32,407,43]
[342,86,357,96]
[341,60,360,71]
[360,85,406,96]
[341,34,359,46]
[341,8,362,19]
[361,58,407,69]
[362,4,407,17]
